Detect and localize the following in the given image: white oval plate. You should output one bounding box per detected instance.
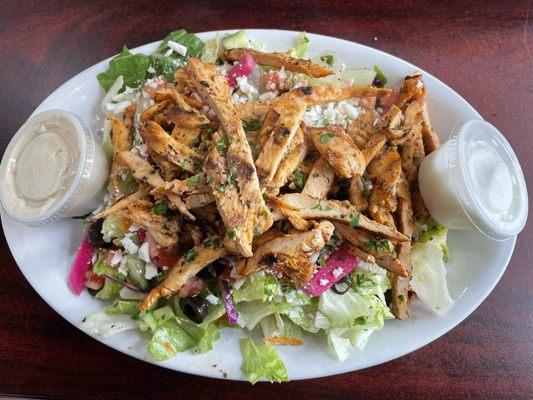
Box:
[1,30,516,381]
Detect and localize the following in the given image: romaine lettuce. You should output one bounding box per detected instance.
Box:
[411,225,454,315]
[240,338,288,384]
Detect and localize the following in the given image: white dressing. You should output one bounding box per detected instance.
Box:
[419,120,527,240]
[0,110,109,226]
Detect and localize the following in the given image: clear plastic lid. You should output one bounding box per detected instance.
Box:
[0,110,99,226]
[447,119,528,240]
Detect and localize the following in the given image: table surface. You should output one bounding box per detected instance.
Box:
[1,0,532,399]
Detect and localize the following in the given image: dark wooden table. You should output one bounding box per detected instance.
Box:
[1,1,532,398]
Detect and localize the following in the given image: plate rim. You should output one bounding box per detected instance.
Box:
[1,28,518,381]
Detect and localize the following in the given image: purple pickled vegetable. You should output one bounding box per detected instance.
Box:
[219,280,238,324]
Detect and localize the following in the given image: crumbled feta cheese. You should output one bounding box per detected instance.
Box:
[232,278,246,290]
[144,262,158,280]
[162,265,169,271]
[147,66,156,74]
[236,76,257,97]
[110,250,123,266]
[258,91,276,102]
[128,224,140,232]
[230,265,237,278]
[111,87,134,102]
[332,267,344,279]
[231,92,249,105]
[91,253,97,264]
[138,242,151,263]
[320,279,329,286]
[304,100,364,127]
[112,100,132,114]
[119,287,146,300]
[206,294,220,305]
[117,258,128,276]
[416,80,424,89]
[164,48,173,57]
[167,40,187,56]
[121,236,139,255]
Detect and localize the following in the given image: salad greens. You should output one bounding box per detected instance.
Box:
[240,338,289,384]
[97,29,205,91]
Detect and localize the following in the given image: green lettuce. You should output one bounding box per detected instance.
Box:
[259,314,302,340]
[232,273,283,303]
[97,45,151,92]
[287,32,309,58]
[152,29,205,81]
[411,225,453,315]
[240,338,288,384]
[97,29,205,91]
[201,32,220,63]
[314,263,393,361]
[144,303,225,360]
[91,250,124,300]
[106,300,141,316]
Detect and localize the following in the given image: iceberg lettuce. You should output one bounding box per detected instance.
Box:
[240,338,288,384]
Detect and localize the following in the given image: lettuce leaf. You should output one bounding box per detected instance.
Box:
[97,29,205,91]
[259,314,302,340]
[313,262,393,360]
[232,273,282,303]
[97,45,151,92]
[411,228,454,315]
[79,309,138,338]
[152,29,205,81]
[287,32,309,58]
[201,32,220,63]
[240,338,288,384]
[145,303,225,360]
[106,300,141,316]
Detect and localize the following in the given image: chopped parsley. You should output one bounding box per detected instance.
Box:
[353,316,368,325]
[259,210,268,217]
[312,200,323,210]
[365,235,391,253]
[319,133,334,143]
[204,235,222,249]
[322,54,334,66]
[152,200,170,216]
[349,212,361,228]
[355,274,374,288]
[186,175,200,188]
[242,118,261,131]
[179,161,190,170]
[183,250,198,262]
[253,226,261,236]
[293,169,306,190]
[216,139,228,151]
[228,135,235,143]
[227,229,237,240]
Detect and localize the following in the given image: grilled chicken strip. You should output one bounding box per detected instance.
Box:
[120,199,179,248]
[238,221,335,287]
[139,121,203,174]
[302,157,335,199]
[141,237,228,310]
[255,98,307,188]
[276,193,408,242]
[307,126,365,178]
[184,59,273,255]
[268,126,308,195]
[333,222,407,277]
[221,48,333,78]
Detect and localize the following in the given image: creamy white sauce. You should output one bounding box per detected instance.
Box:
[2,114,80,219]
[0,110,109,225]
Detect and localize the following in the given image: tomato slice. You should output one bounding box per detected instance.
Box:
[144,231,181,268]
[84,270,105,291]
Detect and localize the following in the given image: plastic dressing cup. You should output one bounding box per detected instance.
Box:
[0,110,109,226]
[419,119,528,241]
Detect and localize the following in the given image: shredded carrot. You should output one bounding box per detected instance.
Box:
[163,342,176,355]
[262,337,303,346]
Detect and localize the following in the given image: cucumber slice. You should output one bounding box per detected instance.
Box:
[125,255,148,290]
[222,30,249,50]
